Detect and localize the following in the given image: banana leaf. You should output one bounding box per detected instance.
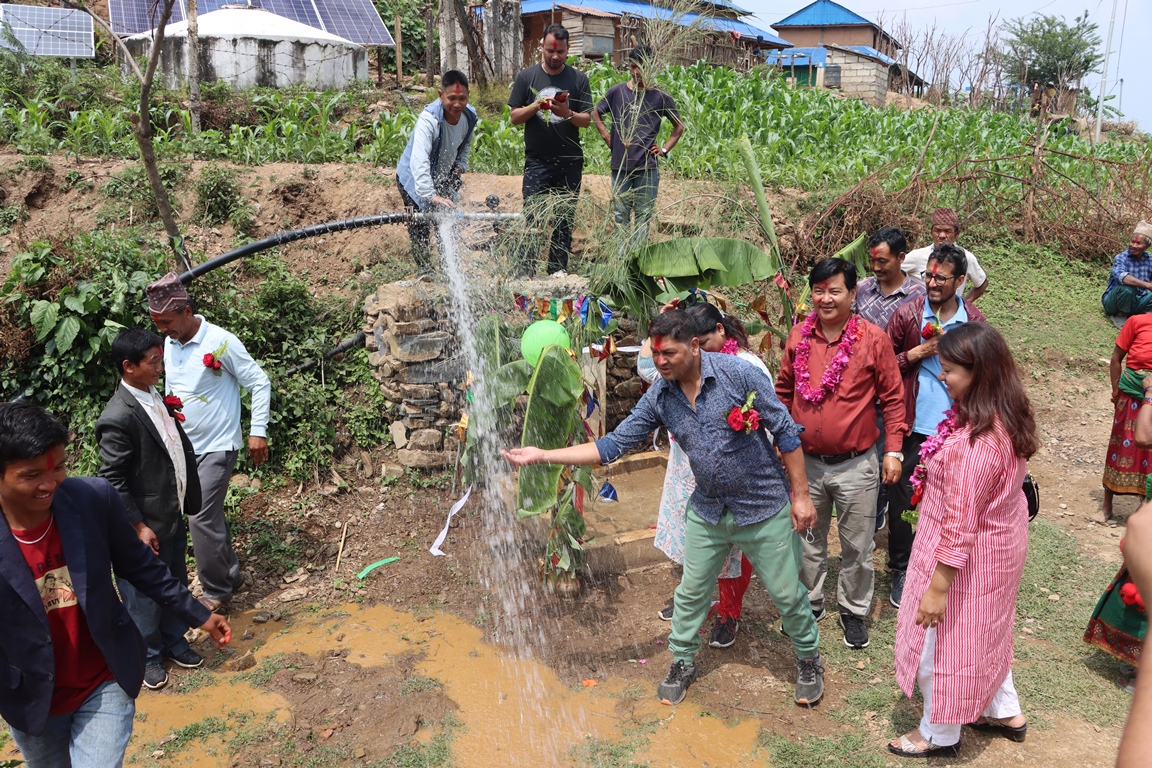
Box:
[517,345,585,517]
[834,233,869,276]
[636,238,777,288]
[473,313,507,371]
[488,359,533,410]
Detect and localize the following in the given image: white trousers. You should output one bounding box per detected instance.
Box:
[917,627,1022,746]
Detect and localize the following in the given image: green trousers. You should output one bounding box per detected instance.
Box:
[670,503,820,662]
[1103,285,1152,317]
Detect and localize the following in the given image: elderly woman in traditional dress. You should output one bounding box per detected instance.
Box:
[637,299,769,649]
[1103,311,1152,523]
[888,322,1039,758]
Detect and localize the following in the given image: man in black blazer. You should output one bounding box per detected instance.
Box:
[95,328,204,691]
[0,401,230,766]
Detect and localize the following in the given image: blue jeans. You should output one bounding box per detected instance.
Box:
[8,680,135,768]
[116,518,193,665]
[610,166,660,252]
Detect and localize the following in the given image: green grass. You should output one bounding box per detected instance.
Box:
[174,667,219,694]
[235,653,292,687]
[371,714,462,768]
[147,716,227,756]
[568,721,657,768]
[1013,520,1131,727]
[400,675,444,695]
[977,241,1116,370]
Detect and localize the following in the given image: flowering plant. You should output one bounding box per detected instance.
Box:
[726,391,760,434]
[162,395,186,422]
[921,321,944,340]
[794,312,863,404]
[202,341,228,376]
[903,408,958,525]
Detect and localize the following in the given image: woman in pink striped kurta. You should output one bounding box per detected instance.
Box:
[889,322,1039,758]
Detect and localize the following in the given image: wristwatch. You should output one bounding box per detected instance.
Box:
[884,452,904,462]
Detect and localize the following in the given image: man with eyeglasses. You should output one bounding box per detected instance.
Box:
[883,244,987,609]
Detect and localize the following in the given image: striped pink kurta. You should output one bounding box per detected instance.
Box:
[895,420,1029,724]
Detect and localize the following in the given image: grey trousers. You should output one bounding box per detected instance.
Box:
[191,450,242,602]
[800,451,879,619]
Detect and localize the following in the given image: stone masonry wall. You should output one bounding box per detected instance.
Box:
[363,280,649,467]
[826,49,887,108]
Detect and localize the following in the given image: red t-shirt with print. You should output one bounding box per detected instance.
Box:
[12,516,114,714]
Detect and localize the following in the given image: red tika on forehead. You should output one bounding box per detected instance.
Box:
[815,280,830,290]
[651,336,665,352]
[870,245,883,257]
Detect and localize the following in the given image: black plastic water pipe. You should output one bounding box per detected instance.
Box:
[176,209,521,375]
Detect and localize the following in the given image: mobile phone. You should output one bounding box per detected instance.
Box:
[554,91,569,103]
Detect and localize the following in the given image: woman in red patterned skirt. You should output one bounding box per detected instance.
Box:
[888,323,1039,758]
[1103,313,1152,523]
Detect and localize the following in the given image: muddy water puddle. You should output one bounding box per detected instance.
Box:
[129,603,766,766]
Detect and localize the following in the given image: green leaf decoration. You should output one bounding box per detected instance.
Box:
[636,238,777,288]
[54,315,81,353]
[473,313,506,371]
[30,300,58,341]
[517,345,584,518]
[489,359,533,409]
[833,233,869,276]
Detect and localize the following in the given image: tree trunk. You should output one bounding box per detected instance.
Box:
[425,6,435,88]
[395,12,404,84]
[451,0,487,87]
[187,0,202,134]
[134,0,193,272]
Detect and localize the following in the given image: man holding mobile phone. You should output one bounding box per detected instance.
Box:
[509,23,593,275]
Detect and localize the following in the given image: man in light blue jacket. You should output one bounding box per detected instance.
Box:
[396,69,478,274]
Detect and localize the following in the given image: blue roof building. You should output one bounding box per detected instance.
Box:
[771,0,900,54]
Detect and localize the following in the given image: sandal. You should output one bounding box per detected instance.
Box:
[968,717,1027,742]
[887,733,961,758]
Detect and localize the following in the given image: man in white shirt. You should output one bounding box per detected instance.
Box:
[902,208,988,302]
[146,273,272,612]
[96,328,203,690]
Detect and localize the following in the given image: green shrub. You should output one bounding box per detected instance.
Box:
[0,204,28,234]
[101,163,185,219]
[194,165,253,235]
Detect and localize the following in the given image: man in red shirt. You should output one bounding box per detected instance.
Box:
[0,402,230,766]
[776,258,907,650]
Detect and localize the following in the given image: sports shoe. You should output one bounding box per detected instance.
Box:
[164,648,204,669]
[657,661,698,705]
[709,617,739,649]
[890,570,907,609]
[876,501,887,533]
[143,663,169,690]
[657,603,674,621]
[794,653,825,706]
[781,604,826,636]
[840,613,870,649]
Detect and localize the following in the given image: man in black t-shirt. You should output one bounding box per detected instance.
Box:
[592,45,683,252]
[508,24,593,275]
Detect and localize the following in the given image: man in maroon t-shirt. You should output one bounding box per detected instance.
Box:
[0,402,230,766]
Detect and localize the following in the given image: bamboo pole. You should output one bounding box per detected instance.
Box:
[395,12,404,83]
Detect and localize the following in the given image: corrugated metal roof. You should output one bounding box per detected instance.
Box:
[773,0,873,28]
[522,0,789,45]
[557,3,619,17]
[765,43,922,82]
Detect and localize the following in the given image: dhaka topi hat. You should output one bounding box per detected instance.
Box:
[146,272,191,314]
[1134,220,1152,245]
[931,208,961,231]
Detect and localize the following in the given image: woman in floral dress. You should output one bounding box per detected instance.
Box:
[889,322,1039,758]
[637,300,769,648]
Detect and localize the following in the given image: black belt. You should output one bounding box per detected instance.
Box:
[806,449,866,466]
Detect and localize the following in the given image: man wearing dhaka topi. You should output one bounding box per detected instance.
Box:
[147,273,271,613]
[503,309,827,707]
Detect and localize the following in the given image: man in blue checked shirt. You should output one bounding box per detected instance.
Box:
[1103,221,1152,319]
[146,273,271,613]
[503,309,827,708]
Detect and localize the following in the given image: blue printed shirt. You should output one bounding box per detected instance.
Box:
[162,316,272,456]
[595,353,802,526]
[913,300,968,435]
[1104,249,1152,301]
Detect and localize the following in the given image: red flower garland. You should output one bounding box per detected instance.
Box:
[794,312,863,404]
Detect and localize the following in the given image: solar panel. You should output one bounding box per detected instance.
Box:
[0,4,95,58]
[109,0,393,46]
